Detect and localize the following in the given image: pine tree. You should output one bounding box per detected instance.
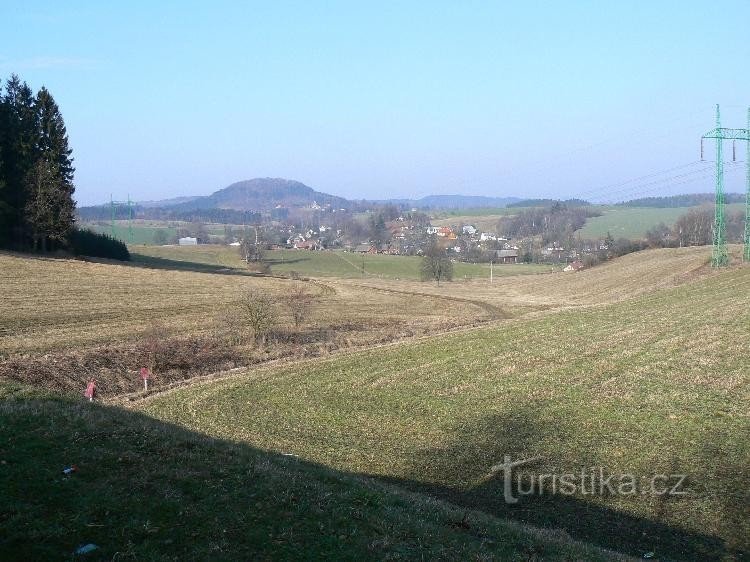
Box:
[0,80,9,245]
[34,87,76,239]
[1,75,39,247]
[24,158,73,251]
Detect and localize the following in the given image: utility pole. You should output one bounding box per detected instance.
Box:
[490,260,493,284]
[701,104,750,266]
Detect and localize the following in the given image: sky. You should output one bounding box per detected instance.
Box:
[2,1,750,206]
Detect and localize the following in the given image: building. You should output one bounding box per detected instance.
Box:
[178,237,197,246]
[495,249,519,264]
[354,243,377,254]
[563,260,584,272]
[462,225,477,235]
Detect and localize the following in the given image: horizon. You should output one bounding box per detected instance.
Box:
[3,1,750,206]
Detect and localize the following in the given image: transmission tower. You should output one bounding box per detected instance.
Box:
[701,104,750,266]
[110,194,135,243]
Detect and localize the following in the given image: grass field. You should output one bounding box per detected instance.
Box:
[139,253,750,560]
[0,382,628,561]
[81,220,233,245]
[2,245,747,559]
[0,250,510,397]
[132,245,554,280]
[572,203,745,240]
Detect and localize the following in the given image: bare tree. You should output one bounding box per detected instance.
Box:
[420,243,453,285]
[285,285,314,330]
[673,207,713,247]
[238,290,276,344]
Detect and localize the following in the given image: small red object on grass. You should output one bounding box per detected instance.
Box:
[84,379,96,401]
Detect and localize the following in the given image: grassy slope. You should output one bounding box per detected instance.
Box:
[141,263,750,560]
[0,251,494,357]
[132,245,552,280]
[0,383,628,562]
[576,204,745,240]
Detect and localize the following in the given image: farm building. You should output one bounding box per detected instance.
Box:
[294,240,318,250]
[354,243,377,254]
[495,249,518,264]
[564,260,584,272]
[178,237,198,246]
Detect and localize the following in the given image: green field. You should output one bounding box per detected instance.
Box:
[131,245,553,280]
[82,221,233,245]
[0,383,623,561]
[141,262,750,560]
[2,246,748,560]
[575,203,745,240]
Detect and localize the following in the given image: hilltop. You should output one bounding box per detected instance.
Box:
[163,178,348,212]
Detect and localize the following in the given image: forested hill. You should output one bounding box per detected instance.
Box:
[618,193,745,207]
[167,178,348,212]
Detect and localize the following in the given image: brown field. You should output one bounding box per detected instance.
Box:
[0,245,733,399]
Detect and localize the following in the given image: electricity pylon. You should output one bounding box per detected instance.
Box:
[110,194,135,243]
[701,105,750,266]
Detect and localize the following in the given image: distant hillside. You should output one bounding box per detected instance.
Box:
[137,195,201,208]
[508,198,591,208]
[618,192,745,208]
[169,178,348,212]
[372,194,520,209]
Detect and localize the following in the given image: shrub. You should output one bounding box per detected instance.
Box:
[238,290,276,344]
[70,228,130,261]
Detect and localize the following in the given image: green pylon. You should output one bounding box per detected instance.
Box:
[745,107,750,262]
[712,105,729,267]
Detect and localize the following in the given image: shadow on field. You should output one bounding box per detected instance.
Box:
[126,253,259,275]
[0,390,601,561]
[264,256,308,266]
[3,388,746,561]
[377,407,747,561]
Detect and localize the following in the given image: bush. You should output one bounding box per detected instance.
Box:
[238,290,276,344]
[70,228,130,261]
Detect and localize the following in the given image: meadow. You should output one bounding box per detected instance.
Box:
[140,257,750,560]
[1,244,747,560]
[0,382,629,561]
[132,245,553,280]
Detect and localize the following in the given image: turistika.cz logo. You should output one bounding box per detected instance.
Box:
[490,456,688,504]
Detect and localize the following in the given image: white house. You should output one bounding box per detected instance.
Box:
[462,225,477,235]
[178,237,198,246]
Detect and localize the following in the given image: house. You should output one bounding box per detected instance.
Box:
[437,226,453,238]
[495,249,519,264]
[354,243,377,254]
[426,226,440,235]
[479,232,497,242]
[294,240,318,250]
[462,225,477,235]
[564,260,584,272]
[178,237,197,246]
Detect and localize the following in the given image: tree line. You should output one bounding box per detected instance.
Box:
[0,74,127,259]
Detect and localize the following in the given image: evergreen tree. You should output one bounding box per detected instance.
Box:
[24,157,73,251]
[33,86,76,238]
[1,75,39,247]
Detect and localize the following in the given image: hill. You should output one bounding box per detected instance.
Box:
[618,193,745,208]
[0,382,628,561]
[142,256,750,560]
[169,177,348,212]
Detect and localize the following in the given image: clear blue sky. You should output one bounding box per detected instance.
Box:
[2,1,749,205]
